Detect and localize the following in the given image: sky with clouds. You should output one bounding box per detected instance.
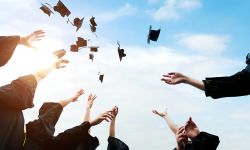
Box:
[0,0,250,149]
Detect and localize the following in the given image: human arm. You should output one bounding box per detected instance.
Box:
[59,89,84,108]
[83,93,97,122]
[161,72,205,91]
[109,106,118,137]
[152,109,179,134]
[175,126,187,150]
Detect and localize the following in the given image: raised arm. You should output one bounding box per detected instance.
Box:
[109,106,118,137]
[0,59,69,110]
[83,93,97,122]
[161,72,205,91]
[59,89,84,108]
[19,30,45,48]
[152,109,179,134]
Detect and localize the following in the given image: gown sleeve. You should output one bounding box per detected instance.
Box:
[0,74,37,110]
[192,131,220,150]
[107,136,129,150]
[0,36,20,67]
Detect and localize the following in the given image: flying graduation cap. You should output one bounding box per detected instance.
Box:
[73,17,84,32]
[89,53,94,62]
[53,0,71,17]
[117,41,126,61]
[53,49,66,59]
[90,16,97,33]
[89,46,98,52]
[40,3,54,17]
[147,25,161,44]
[70,37,88,52]
[98,73,104,83]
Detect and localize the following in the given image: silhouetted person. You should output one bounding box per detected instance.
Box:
[0,59,69,150]
[0,30,45,67]
[152,110,219,150]
[107,106,129,150]
[23,90,114,150]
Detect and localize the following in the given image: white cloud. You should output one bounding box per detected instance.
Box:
[96,3,136,22]
[153,0,202,21]
[177,34,231,54]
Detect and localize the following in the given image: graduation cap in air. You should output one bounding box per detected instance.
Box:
[53,0,71,17]
[147,25,161,44]
[90,16,97,33]
[89,46,99,52]
[98,73,104,83]
[76,37,87,48]
[89,53,94,62]
[117,41,126,61]
[73,17,84,32]
[70,44,78,52]
[40,3,53,17]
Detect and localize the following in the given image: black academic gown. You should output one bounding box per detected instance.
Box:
[24,102,99,150]
[203,69,250,99]
[174,132,220,150]
[0,36,20,67]
[0,75,37,150]
[107,136,129,150]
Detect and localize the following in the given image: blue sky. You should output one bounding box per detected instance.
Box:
[1,0,250,149]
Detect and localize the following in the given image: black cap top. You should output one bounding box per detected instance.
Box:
[73,17,84,32]
[53,0,71,17]
[70,44,78,52]
[147,25,161,44]
[117,42,126,61]
[89,46,98,52]
[76,37,87,48]
[40,4,53,17]
[99,74,104,83]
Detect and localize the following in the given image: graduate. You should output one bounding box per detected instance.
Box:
[0,59,69,150]
[23,90,113,150]
[0,30,45,67]
[161,55,250,99]
[107,106,129,150]
[152,110,220,150]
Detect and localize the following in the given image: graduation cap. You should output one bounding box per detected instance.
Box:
[117,41,126,61]
[53,49,66,59]
[73,17,84,32]
[40,3,53,17]
[76,37,87,48]
[53,0,71,17]
[89,53,94,62]
[99,73,104,83]
[70,44,78,52]
[147,25,161,44]
[89,46,99,52]
[90,16,97,33]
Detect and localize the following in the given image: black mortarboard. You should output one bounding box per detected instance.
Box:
[53,49,66,59]
[90,17,97,26]
[89,46,98,52]
[147,25,161,44]
[89,53,94,62]
[70,44,78,52]
[76,37,87,48]
[40,4,53,17]
[73,17,84,32]
[53,0,71,17]
[90,16,97,33]
[117,42,126,61]
[99,74,104,83]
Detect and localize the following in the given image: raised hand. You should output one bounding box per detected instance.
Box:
[72,89,84,102]
[54,59,70,69]
[87,93,97,109]
[90,110,114,126]
[19,30,45,48]
[111,106,119,118]
[184,117,200,139]
[175,126,188,150]
[161,72,187,85]
[152,109,167,118]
